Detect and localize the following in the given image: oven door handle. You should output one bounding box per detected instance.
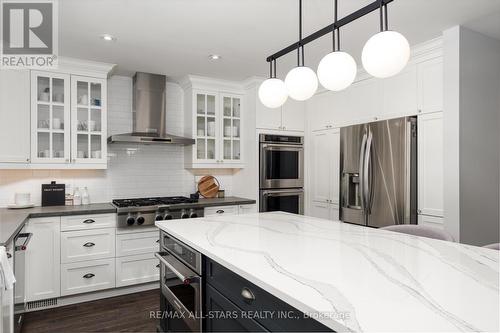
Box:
[262,189,304,197]
[155,251,196,284]
[261,143,304,150]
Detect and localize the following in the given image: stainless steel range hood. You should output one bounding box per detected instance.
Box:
[108,72,195,145]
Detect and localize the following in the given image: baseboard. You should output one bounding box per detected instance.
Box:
[25,282,159,312]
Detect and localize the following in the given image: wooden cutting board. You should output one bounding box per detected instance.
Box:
[198,175,220,198]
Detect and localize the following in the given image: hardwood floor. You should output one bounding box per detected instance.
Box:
[22,289,159,333]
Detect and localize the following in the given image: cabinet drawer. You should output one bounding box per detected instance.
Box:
[205,258,331,332]
[418,214,444,229]
[61,258,115,296]
[61,228,115,263]
[116,231,159,257]
[61,213,116,231]
[205,284,268,332]
[115,253,159,288]
[204,205,238,216]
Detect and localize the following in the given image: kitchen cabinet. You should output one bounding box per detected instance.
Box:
[0,58,114,170]
[204,257,331,332]
[418,112,444,217]
[204,205,239,216]
[60,228,115,264]
[0,69,30,164]
[257,98,305,132]
[30,71,71,164]
[308,129,340,221]
[70,76,107,165]
[205,284,267,332]
[418,214,444,229]
[381,65,418,118]
[307,56,443,131]
[418,57,443,114]
[185,85,244,168]
[115,253,159,288]
[25,217,61,302]
[60,258,115,296]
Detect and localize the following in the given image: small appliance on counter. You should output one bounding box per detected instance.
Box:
[7,193,34,209]
[41,181,65,206]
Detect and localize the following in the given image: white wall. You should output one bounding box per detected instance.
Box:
[0,76,234,206]
[443,26,500,246]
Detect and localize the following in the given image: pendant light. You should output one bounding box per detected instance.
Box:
[258,59,288,109]
[362,1,410,78]
[317,0,357,91]
[285,0,318,101]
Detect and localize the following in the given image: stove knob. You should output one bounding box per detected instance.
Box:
[189,209,198,218]
[164,212,173,220]
[180,209,189,219]
[126,214,135,226]
[155,214,164,221]
[136,215,145,225]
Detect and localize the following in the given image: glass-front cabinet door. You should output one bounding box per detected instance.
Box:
[71,76,107,164]
[30,71,71,163]
[221,94,241,163]
[194,91,218,162]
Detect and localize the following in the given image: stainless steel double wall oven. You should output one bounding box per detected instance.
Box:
[259,134,304,214]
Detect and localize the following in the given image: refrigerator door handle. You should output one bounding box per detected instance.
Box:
[363,129,373,215]
[358,132,367,212]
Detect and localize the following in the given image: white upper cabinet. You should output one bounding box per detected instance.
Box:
[221,94,242,163]
[256,97,305,132]
[281,99,305,131]
[183,77,244,168]
[30,71,71,164]
[256,99,282,130]
[0,69,30,164]
[418,57,443,113]
[1,58,114,169]
[307,55,443,131]
[418,112,444,217]
[71,76,107,165]
[381,65,418,118]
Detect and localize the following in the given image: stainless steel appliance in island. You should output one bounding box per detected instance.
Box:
[340,116,417,228]
[259,134,304,214]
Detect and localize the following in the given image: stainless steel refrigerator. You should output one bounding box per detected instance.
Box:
[340,116,417,228]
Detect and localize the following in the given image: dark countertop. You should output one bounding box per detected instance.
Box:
[0,197,255,246]
[165,196,256,209]
[0,203,116,246]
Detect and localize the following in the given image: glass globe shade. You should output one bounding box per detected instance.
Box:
[361,30,410,78]
[317,51,357,91]
[258,78,288,109]
[284,66,318,101]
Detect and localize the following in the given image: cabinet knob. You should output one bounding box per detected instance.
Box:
[241,287,255,303]
[417,209,422,214]
[418,109,422,113]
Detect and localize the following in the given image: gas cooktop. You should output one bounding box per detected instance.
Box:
[112,196,202,227]
[112,196,197,208]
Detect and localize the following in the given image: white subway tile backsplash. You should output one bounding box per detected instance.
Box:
[0,75,234,206]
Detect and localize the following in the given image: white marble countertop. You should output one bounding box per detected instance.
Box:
[156,212,499,332]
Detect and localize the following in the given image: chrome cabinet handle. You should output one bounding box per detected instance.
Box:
[83,242,95,247]
[241,287,255,303]
[83,273,95,279]
[216,209,224,214]
[83,219,95,224]
[156,239,159,243]
[156,264,160,268]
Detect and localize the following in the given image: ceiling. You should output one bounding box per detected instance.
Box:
[59,0,500,81]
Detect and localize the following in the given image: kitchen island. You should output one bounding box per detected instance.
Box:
[155,212,499,332]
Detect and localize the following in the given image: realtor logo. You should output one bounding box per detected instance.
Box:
[1,0,58,68]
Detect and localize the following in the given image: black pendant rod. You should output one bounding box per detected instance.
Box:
[266,0,394,62]
[297,0,304,66]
